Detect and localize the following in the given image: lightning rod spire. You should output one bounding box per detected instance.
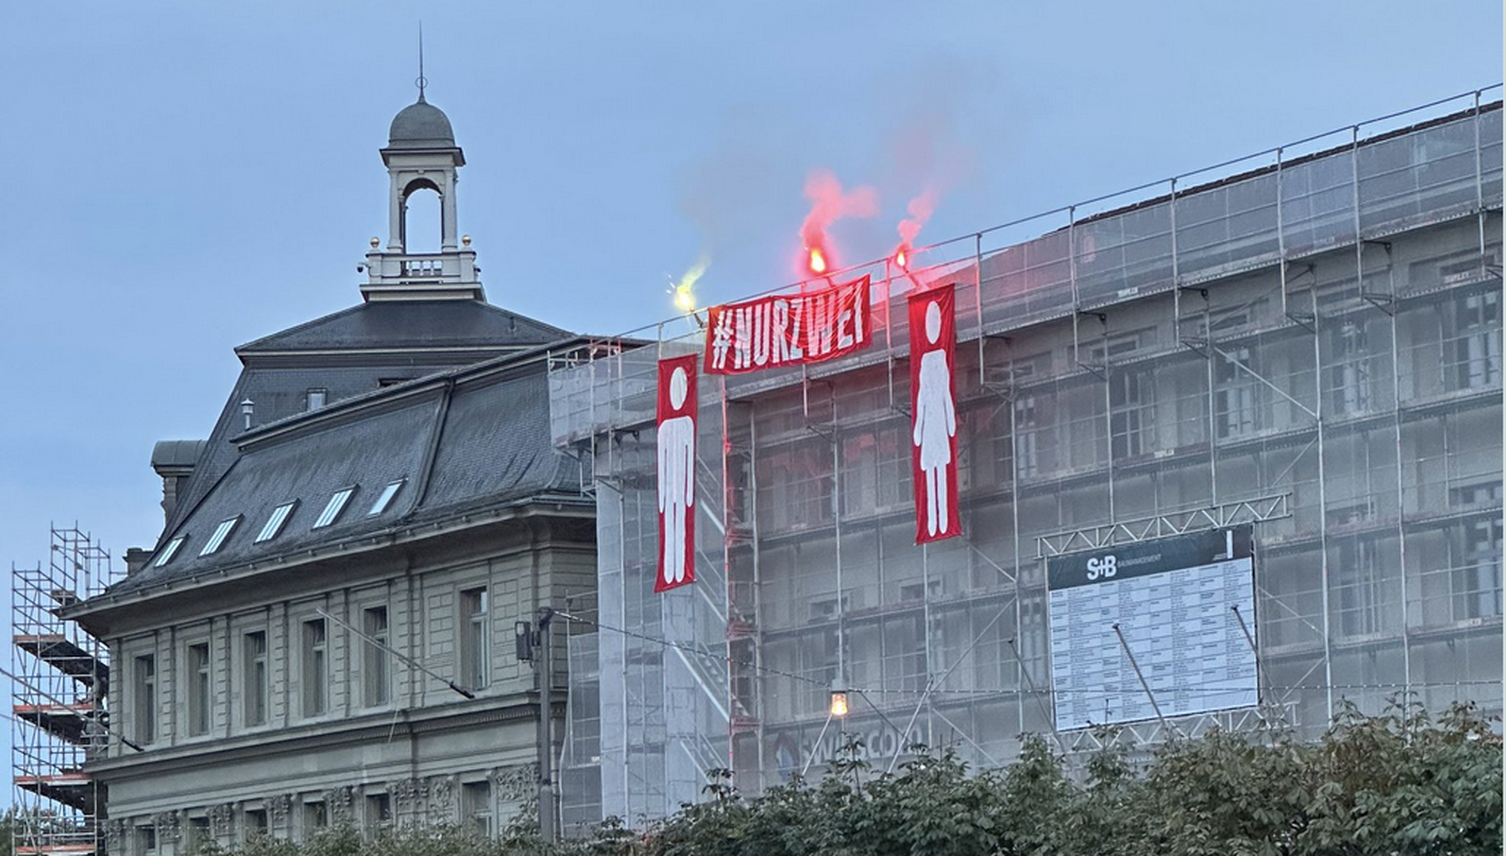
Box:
[416,23,427,103]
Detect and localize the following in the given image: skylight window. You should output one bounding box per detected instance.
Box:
[367,479,405,517]
[313,487,356,529]
[256,501,297,543]
[154,537,185,568]
[200,517,241,556]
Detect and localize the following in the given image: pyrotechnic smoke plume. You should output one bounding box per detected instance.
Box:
[897,187,938,248]
[799,169,879,273]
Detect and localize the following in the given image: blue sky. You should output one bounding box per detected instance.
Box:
[0,0,1498,771]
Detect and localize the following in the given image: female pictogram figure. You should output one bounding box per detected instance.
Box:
[658,364,696,588]
[913,299,957,538]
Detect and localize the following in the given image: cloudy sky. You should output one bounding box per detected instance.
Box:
[0,2,1497,657]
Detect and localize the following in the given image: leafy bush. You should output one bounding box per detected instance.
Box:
[198,702,1502,856]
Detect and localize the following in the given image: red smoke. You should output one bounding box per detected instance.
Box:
[799,169,879,276]
[894,187,938,267]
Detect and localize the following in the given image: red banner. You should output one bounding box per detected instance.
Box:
[703,276,872,375]
[909,284,960,543]
[656,355,698,592]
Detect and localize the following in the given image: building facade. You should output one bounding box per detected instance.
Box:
[550,96,1504,823]
[66,93,595,854]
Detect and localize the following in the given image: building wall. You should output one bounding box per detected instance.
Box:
[556,103,1505,823]
[95,517,590,854]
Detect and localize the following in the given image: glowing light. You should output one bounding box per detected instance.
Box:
[829,690,849,717]
[669,254,709,314]
[894,248,908,269]
[808,247,828,275]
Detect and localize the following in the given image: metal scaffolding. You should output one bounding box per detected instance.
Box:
[12,526,118,855]
[551,89,1505,824]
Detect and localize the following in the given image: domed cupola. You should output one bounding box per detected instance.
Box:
[361,67,483,303]
[387,97,457,149]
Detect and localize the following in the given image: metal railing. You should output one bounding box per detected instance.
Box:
[551,86,1502,447]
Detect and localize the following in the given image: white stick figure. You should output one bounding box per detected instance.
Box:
[913,300,956,536]
[658,367,695,585]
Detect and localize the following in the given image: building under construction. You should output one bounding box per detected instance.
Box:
[549,90,1504,824]
[12,526,118,854]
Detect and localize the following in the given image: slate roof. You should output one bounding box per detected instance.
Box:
[160,300,573,542]
[388,98,457,149]
[236,300,569,354]
[107,344,583,597]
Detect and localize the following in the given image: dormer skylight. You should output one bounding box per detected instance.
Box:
[256,501,297,543]
[200,517,241,556]
[313,487,356,529]
[154,537,186,568]
[367,479,405,517]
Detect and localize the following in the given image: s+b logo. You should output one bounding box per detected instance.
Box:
[1086,555,1118,581]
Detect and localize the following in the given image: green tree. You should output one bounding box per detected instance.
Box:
[173,703,1504,856]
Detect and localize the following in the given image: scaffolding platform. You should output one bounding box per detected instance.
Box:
[14,703,97,744]
[15,771,97,813]
[13,635,108,686]
[12,526,118,856]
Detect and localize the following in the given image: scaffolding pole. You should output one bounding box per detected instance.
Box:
[12,525,118,856]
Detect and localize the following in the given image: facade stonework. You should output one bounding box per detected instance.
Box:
[69,91,592,854]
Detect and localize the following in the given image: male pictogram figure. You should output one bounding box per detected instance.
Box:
[909,285,960,542]
[656,357,697,590]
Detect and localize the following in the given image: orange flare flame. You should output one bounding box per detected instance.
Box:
[808,247,827,274]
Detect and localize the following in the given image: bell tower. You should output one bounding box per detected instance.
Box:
[361,70,484,301]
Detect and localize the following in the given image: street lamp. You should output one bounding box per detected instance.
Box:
[828,689,849,718]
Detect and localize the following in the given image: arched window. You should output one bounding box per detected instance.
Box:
[401,181,442,253]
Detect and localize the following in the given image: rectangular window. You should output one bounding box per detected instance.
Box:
[1109,371,1148,459]
[460,588,490,691]
[304,801,328,831]
[363,606,390,707]
[187,643,211,736]
[1330,321,1372,415]
[1215,348,1256,438]
[256,501,297,543]
[243,631,268,726]
[199,517,240,557]
[136,826,157,854]
[305,388,328,410]
[1454,290,1502,390]
[134,655,156,744]
[1455,516,1504,620]
[154,537,185,568]
[243,809,268,839]
[1014,396,1039,478]
[1335,540,1382,637]
[366,793,392,832]
[463,780,493,837]
[367,479,405,516]
[186,817,210,855]
[313,488,355,529]
[302,619,328,717]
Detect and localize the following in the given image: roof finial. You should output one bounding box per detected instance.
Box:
[415,22,427,103]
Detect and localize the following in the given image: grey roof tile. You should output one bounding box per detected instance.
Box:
[111,348,582,597]
[237,300,569,354]
[161,300,572,542]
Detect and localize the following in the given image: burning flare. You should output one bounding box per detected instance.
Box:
[668,254,710,313]
[893,188,938,272]
[807,247,828,275]
[798,169,878,277]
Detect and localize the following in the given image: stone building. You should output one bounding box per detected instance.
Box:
[65,90,595,854]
